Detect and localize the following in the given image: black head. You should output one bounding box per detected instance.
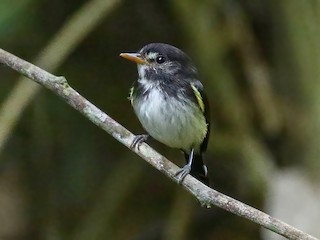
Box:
[139,43,191,66]
[120,43,198,81]
[138,43,197,78]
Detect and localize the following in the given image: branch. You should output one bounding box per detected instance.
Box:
[0,48,317,240]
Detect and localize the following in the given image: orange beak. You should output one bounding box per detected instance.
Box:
[119,53,146,64]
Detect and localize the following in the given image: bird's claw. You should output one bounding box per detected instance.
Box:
[130,134,149,149]
[175,164,192,184]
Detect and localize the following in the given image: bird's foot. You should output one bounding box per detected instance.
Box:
[130,134,149,149]
[175,164,192,184]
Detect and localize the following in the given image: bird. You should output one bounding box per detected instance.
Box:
[120,43,210,185]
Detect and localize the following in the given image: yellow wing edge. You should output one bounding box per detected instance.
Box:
[191,83,205,113]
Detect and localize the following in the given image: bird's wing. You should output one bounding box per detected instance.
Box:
[189,81,210,152]
[128,86,134,105]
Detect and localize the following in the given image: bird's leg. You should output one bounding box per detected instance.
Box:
[130,134,149,149]
[175,149,194,184]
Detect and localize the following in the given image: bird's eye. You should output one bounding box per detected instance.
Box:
[156,55,166,64]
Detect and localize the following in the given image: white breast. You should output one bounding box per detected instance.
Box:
[132,86,207,152]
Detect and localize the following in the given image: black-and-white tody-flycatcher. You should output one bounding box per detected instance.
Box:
[120,43,210,185]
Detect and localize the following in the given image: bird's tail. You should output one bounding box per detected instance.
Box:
[185,153,210,185]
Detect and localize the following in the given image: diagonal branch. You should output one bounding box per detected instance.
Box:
[0,48,318,240]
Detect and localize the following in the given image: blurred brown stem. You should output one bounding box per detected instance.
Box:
[71,158,144,240]
[0,48,317,240]
[164,189,195,240]
[0,0,121,154]
[225,3,283,136]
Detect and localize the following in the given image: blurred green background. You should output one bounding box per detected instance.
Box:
[0,0,320,239]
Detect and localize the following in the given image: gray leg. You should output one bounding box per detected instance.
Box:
[175,149,194,183]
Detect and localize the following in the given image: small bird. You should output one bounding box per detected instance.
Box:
[120,43,210,185]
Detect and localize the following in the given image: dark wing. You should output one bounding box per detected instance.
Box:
[128,80,142,105]
[189,80,210,153]
[128,85,134,105]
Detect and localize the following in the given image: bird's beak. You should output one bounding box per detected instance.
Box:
[120,53,146,64]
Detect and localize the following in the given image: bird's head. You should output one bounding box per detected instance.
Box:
[120,43,198,81]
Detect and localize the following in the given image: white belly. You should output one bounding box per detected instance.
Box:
[133,87,207,151]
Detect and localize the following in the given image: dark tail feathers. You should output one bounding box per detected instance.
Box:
[185,153,209,185]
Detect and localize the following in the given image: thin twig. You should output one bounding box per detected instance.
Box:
[0,48,317,240]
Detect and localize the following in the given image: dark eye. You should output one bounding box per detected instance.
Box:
[156,55,166,64]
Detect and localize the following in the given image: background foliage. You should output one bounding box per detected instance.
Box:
[0,0,319,239]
